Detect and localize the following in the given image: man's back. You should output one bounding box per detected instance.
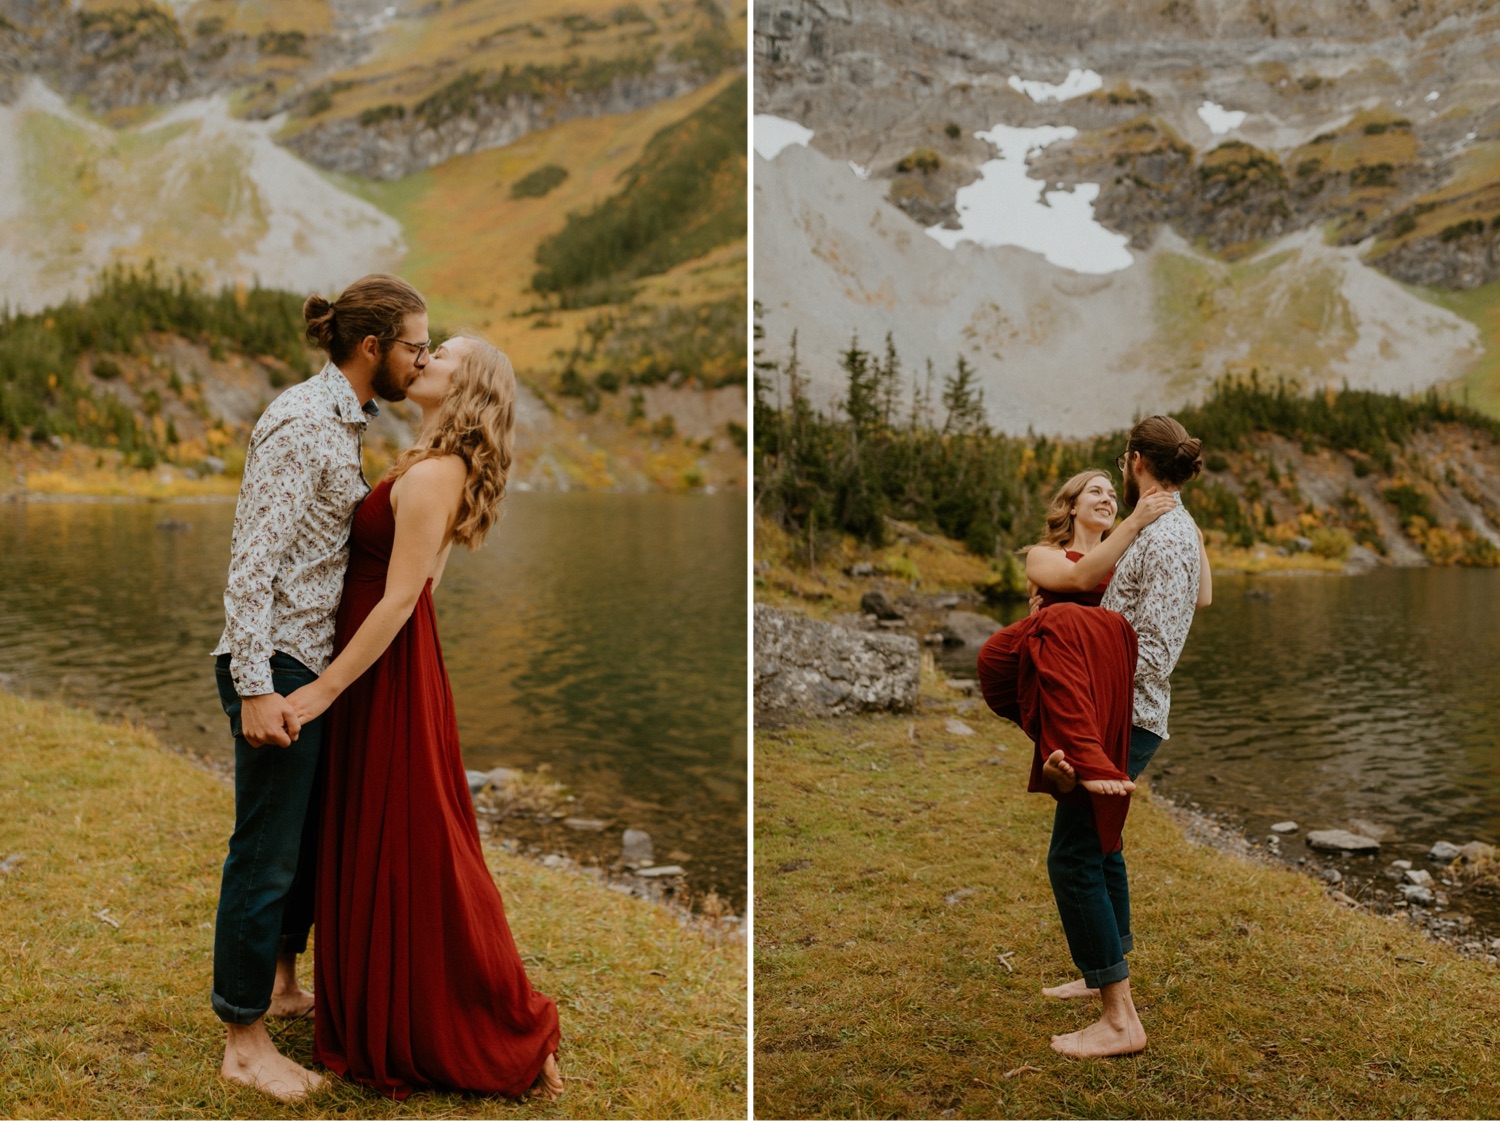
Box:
[1099,498,1199,738]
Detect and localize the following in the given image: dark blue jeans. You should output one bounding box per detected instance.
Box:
[211,652,324,1025]
[1046,726,1162,989]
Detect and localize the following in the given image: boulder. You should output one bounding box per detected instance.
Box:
[465,769,489,795]
[1270,821,1298,834]
[754,604,920,720]
[860,590,904,620]
[1399,883,1435,906]
[1404,868,1434,887]
[1429,841,1464,862]
[1306,829,1381,853]
[848,562,875,577]
[940,610,1001,646]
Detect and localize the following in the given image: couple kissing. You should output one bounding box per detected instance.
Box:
[209,274,563,1102]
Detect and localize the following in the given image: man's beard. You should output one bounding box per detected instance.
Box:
[1122,459,1140,507]
[371,348,408,402]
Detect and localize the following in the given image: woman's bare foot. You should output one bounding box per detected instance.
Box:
[532,1053,564,1100]
[1041,977,1098,1000]
[1042,750,1077,794]
[268,953,314,1019]
[1080,777,1136,796]
[1050,1015,1147,1057]
[221,1021,324,1101]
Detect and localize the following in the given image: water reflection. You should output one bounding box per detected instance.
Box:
[0,493,746,902]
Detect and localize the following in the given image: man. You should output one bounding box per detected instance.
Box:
[210,274,428,1100]
[1041,414,1207,1058]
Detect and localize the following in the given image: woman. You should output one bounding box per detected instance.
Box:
[285,335,563,1101]
[978,467,1210,1005]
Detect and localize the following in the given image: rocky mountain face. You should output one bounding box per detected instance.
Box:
[754,0,1500,433]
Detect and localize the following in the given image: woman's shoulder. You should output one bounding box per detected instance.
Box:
[389,454,467,511]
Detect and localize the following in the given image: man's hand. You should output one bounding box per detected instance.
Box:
[241,692,301,748]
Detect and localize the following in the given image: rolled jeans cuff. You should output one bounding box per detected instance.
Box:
[1084,958,1130,990]
[1120,931,1134,955]
[279,931,309,956]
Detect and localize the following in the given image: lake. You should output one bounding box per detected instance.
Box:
[0,492,747,906]
[940,567,1500,928]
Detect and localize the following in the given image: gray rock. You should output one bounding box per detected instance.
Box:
[944,887,976,906]
[848,562,875,577]
[1404,868,1434,886]
[1391,859,1413,870]
[562,818,609,832]
[1399,884,1435,906]
[1430,841,1464,862]
[0,853,25,875]
[1459,841,1497,863]
[754,605,920,720]
[465,769,489,795]
[621,828,654,867]
[635,864,686,878]
[944,678,977,695]
[1319,867,1343,885]
[940,610,1001,646]
[860,590,904,620]
[1306,829,1381,853]
[1343,544,1381,573]
[1271,821,1298,833]
[485,766,518,787]
[945,718,975,737]
[1347,818,1394,841]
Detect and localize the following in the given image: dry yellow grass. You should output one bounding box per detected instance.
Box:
[755,686,1500,1119]
[0,692,746,1119]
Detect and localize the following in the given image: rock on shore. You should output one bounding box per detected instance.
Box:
[754,604,920,720]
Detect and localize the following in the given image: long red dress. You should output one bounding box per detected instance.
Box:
[312,477,560,1099]
[976,551,1138,853]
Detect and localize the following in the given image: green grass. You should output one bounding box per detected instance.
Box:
[755,689,1500,1119]
[1416,277,1500,417]
[0,692,745,1119]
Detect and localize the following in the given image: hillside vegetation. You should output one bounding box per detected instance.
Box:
[754,322,1500,573]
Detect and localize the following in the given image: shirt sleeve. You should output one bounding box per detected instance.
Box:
[220,415,324,697]
[1129,528,1199,690]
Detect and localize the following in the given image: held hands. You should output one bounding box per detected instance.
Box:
[1124,486,1175,529]
[241,692,301,749]
[286,678,338,728]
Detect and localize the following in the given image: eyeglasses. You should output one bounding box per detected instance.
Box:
[1115,449,1131,473]
[385,337,431,358]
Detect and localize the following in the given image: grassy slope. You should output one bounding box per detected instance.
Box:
[754,686,1500,1120]
[0,692,745,1119]
[1418,277,1500,416]
[339,67,746,387]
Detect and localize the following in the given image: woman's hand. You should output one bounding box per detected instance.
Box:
[1123,487,1176,530]
[286,678,338,727]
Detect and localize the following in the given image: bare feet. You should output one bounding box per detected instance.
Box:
[1080,776,1136,796]
[222,1020,324,1101]
[269,952,314,1020]
[1050,1015,1147,1057]
[1051,978,1146,1057]
[532,1053,564,1100]
[1042,750,1077,794]
[1041,977,1098,1000]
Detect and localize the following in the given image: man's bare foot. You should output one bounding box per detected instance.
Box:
[1050,1015,1147,1057]
[222,1021,323,1101]
[269,952,314,1019]
[1042,750,1077,794]
[1041,977,1098,1000]
[1080,776,1136,796]
[532,1053,563,1100]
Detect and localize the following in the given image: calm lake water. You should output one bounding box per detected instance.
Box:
[0,493,747,905]
[941,568,1500,925]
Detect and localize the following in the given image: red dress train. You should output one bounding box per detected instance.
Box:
[975,554,1139,853]
[313,477,559,1099]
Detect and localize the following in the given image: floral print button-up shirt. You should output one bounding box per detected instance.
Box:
[212,364,376,697]
[1099,493,1200,739]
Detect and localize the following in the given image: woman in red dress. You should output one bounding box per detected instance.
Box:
[286,335,562,1101]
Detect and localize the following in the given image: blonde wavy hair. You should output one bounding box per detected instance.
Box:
[388,334,516,550]
[1037,469,1115,550]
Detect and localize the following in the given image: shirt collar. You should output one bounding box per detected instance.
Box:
[318,362,378,425]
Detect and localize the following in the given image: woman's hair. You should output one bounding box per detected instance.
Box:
[1037,469,1114,549]
[1127,414,1203,487]
[388,335,516,550]
[303,274,426,366]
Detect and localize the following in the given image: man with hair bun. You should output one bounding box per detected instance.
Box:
[1042,413,1206,1059]
[209,273,428,1100]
